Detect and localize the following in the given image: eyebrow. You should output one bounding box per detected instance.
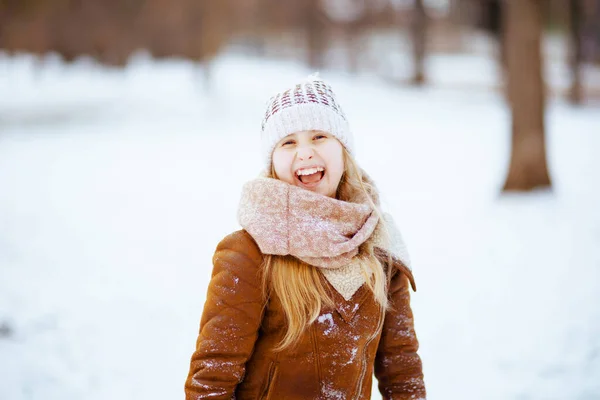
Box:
[280,131,325,142]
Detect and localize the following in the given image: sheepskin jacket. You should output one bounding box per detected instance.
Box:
[185,230,426,400]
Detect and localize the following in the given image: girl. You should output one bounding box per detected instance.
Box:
[185,77,426,400]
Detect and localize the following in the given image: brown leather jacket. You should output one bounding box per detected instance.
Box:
[185,230,426,399]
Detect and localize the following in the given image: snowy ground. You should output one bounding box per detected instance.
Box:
[1,50,599,400]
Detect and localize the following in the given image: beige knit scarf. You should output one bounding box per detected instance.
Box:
[237,177,412,300]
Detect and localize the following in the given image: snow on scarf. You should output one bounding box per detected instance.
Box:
[237,177,412,299]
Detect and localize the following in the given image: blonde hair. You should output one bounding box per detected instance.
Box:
[263,147,391,351]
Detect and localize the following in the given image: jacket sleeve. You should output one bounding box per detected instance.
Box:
[185,231,265,400]
[374,264,426,400]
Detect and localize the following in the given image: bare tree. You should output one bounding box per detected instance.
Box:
[502,0,551,191]
[411,0,427,85]
[305,0,327,69]
[567,0,584,104]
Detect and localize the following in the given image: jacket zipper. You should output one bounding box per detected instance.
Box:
[352,306,385,400]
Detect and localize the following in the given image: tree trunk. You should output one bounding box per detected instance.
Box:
[411,0,427,85]
[306,0,326,69]
[568,0,584,104]
[495,0,508,83]
[502,0,552,191]
[345,22,358,73]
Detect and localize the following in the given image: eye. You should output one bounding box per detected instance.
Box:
[281,139,295,146]
[313,134,327,140]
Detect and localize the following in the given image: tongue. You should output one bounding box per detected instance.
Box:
[300,171,323,184]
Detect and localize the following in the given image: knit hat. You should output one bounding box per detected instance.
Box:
[260,75,354,168]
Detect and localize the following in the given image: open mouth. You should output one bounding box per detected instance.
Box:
[295,166,325,187]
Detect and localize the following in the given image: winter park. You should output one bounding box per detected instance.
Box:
[1,1,600,399]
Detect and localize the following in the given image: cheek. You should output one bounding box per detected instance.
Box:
[272,151,294,182]
[329,160,344,186]
[325,146,345,186]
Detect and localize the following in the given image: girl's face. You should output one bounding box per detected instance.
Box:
[272,130,344,198]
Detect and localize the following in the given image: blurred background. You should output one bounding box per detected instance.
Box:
[1,0,599,399]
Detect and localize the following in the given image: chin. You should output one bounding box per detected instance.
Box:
[320,187,337,198]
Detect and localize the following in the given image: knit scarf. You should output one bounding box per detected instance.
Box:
[237,177,412,299]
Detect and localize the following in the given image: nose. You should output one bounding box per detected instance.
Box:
[296,145,314,161]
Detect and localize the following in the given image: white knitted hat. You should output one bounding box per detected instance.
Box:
[260,76,354,167]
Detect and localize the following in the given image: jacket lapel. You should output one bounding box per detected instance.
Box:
[328,283,370,324]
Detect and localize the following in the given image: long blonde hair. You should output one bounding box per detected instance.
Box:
[263,147,391,351]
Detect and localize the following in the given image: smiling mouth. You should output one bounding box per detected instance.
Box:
[295,167,325,186]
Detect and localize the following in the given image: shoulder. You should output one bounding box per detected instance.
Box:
[393,259,417,292]
[375,248,417,292]
[213,230,264,274]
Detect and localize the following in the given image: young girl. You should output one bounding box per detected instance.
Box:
[185,77,426,400]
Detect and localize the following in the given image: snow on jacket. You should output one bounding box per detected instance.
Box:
[185,230,426,399]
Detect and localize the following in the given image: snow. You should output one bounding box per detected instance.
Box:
[321,381,346,400]
[1,48,599,400]
[344,347,358,366]
[317,313,336,336]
